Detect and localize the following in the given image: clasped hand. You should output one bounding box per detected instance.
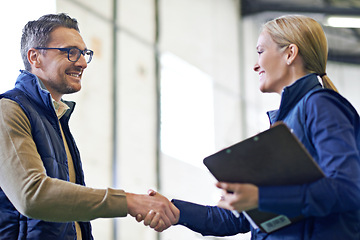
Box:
[132,182,258,232]
[127,189,179,232]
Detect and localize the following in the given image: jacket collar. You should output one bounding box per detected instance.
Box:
[15,70,75,119]
[267,73,323,124]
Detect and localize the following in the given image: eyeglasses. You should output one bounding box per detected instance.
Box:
[35,47,94,64]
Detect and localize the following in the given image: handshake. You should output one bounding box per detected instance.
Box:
[126,183,259,232]
[126,189,180,232]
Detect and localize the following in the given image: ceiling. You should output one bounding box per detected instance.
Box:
[241,0,360,64]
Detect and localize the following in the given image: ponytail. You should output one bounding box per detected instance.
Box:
[321,74,338,92]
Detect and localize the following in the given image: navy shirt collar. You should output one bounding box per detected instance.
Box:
[267,73,323,124]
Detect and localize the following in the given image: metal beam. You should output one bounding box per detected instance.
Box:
[241,0,360,16]
[241,0,360,65]
[328,50,360,65]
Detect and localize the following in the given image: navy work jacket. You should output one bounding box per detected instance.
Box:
[173,73,360,240]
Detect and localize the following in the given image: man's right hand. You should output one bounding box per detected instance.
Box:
[126,190,179,232]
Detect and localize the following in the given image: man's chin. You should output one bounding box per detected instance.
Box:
[65,85,81,94]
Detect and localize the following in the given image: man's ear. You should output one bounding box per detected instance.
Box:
[27,48,42,68]
[285,44,299,65]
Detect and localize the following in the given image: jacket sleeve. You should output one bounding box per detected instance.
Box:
[258,92,360,217]
[172,199,250,236]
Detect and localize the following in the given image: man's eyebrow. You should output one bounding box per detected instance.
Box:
[63,46,87,50]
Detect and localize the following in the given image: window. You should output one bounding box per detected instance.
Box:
[160,52,215,169]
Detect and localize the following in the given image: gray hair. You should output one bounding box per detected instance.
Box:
[21,13,79,71]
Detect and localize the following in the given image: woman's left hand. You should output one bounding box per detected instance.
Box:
[217,182,259,212]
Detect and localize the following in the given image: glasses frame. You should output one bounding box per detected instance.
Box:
[35,47,94,64]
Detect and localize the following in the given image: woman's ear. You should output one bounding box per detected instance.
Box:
[27,48,41,69]
[285,44,299,65]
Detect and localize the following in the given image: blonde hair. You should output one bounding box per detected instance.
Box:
[263,15,338,92]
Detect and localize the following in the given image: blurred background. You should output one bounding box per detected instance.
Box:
[1,0,360,239]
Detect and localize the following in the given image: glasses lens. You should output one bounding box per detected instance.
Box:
[67,48,93,63]
[68,48,81,62]
[84,50,93,63]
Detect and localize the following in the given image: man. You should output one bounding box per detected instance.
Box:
[0,13,178,239]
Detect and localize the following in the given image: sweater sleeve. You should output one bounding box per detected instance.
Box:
[0,98,128,222]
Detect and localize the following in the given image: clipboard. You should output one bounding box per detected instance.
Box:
[203,123,325,233]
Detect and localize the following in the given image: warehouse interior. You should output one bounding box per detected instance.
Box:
[1,0,360,239]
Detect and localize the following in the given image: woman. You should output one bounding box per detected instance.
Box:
[142,15,360,239]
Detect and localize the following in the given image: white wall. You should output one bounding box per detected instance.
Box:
[0,0,56,92]
[158,0,249,240]
[116,1,158,239]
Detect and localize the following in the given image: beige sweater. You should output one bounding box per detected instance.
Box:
[0,98,128,226]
